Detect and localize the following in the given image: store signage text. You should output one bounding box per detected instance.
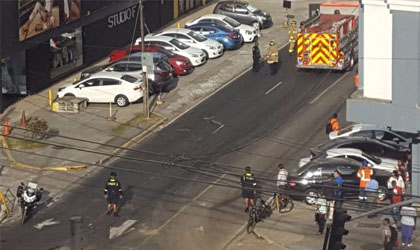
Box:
[108,6,138,28]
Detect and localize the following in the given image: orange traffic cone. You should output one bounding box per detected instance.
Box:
[3,119,10,135]
[21,110,27,127]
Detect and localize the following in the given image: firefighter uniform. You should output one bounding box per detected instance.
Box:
[357,163,372,202]
[266,41,279,75]
[104,176,123,205]
[288,20,298,53]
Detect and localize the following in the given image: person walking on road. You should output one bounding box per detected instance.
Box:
[333,170,343,208]
[314,193,327,235]
[277,163,288,190]
[104,172,123,216]
[240,166,257,213]
[387,170,405,195]
[252,41,261,72]
[391,180,402,225]
[357,161,372,206]
[400,206,416,247]
[383,218,397,250]
[265,40,279,75]
[326,113,340,135]
[288,20,298,53]
[366,176,379,210]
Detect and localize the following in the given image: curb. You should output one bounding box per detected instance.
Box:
[0,135,87,171]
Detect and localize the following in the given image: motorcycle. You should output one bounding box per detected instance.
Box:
[16,182,43,224]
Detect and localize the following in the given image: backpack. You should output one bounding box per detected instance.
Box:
[389,225,398,243]
[326,121,332,135]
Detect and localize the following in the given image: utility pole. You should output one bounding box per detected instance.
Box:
[139,0,149,118]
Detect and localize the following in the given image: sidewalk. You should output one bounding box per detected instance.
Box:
[0,0,308,224]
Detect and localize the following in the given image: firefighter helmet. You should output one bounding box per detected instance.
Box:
[291,20,297,25]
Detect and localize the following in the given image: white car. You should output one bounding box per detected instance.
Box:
[135,35,207,66]
[57,72,143,107]
[299,148,398,173]
[185,14,257,43]
[329,123,411,149]
[157,28,224,59]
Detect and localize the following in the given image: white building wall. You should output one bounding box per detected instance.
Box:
[362,0,393,101]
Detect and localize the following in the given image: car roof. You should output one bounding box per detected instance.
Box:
[189,22,234,32]
[144,35,174,42]
[162,28,193,34]
[200,14,228,20]
[83,71,138,80]
[300,157,360,171]
[317,136,378,151]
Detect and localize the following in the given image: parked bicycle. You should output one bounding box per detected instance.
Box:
[268,192,294,213]
[246,195,272,233]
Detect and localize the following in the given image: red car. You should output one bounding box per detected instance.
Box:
[109,45,194,76]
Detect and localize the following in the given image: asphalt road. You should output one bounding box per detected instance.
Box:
[0,47,356,250]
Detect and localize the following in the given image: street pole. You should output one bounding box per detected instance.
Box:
[69,216,83,250]
[139,0,149,118]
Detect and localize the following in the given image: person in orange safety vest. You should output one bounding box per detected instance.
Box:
[357,161,373,205]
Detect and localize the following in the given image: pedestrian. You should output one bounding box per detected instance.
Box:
[391,180,402,225]
[397,159,408,184]
[276,163,288,190]
[104,172,123,216]
[353,69,359,88]
[366,176,379,210]
[325,113,340,135]
[252,41,261,72]
[383,218,398,250]
[240,166,257,213]
[265,40,279,75]
[357,161,372,206]
[406,152,412,182]
[314,192,327,235]
[400,206,416,247]
[288,20,298,53]
[333,170,343,208]
[387,170,405,193]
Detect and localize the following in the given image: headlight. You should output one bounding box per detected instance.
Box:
[301,179,309,185]
[175,61,185,66]
[246,30,252,35]
[190,53,199,58]
[206,45,216,49]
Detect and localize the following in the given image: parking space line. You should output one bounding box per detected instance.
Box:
[309,72,349,104]
[265,81,283,95]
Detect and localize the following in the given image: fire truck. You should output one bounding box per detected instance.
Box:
[296,1,359,71]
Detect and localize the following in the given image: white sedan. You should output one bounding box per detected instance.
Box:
[185,14,257,43]
[136,35,207,66]
[57,72,143,107]
[158,28,224,59]
[299,148,398,173]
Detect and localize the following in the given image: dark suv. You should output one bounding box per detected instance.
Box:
[213,1,273,29]
[288,158,390,205]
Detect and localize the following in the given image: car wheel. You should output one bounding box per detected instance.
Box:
[378,186,387,201]
[64,93,75,97]
[203,50,209,59]
[347,51,355,71]
[115,95,129,107]
[304,189,319,205]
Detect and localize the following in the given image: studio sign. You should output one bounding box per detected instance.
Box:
[108,6,138,28]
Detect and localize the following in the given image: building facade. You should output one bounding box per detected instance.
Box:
[347,0,420,195]
[0,0,208,112]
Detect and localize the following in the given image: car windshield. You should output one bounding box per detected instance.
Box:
[169,39,190,50]
[361,152,382,164]
[188,31,207,42]
[223,16,241,27]
[157,48,176,58]
[246,4,259,13]
[121,75,139,83]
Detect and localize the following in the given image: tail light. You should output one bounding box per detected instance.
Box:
[156,71,169,77]
[227,33,236,39]
[289,178,296,187]
[133,86,141,91]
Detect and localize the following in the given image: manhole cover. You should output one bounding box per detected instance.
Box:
[356,223,381,228]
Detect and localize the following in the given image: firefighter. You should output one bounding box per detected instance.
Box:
[357,161,372,206]
[104,172,123,216]
[288,20,298,53]
[265,40,279,75]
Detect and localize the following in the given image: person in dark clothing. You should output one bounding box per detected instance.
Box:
[333,170,343,208]
[104,172,123,216]
[240,166,257,213]
[252,41,261,72]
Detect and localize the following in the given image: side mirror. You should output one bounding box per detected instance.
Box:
[105,67,114,72]
[78,84,85,88]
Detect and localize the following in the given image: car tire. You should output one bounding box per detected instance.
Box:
[64,93,75,97]
[347,51,355,72]
[304,189,320,205]
[203,50,209,59]
[115,95,129,107]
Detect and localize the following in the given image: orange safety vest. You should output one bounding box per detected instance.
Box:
[357,167,372,188]
[353,74,359,88]
[330,118,340,131]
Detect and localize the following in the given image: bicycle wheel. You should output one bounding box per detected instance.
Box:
[279,197,294,213]
[246,213,257,233]
[21,207,27,225]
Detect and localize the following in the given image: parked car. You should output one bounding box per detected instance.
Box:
[288,158,390,205]
[109,45,194,76]
[57,73,143,107]
[80,56,178,92]
[213,1,273,29]
[299,148,398,173]
[187,23,243,50]
[329,123,412,149]
[157,28,224,59]
[311,137,410,162]
[135,35,207,67]
[185,14,257,43]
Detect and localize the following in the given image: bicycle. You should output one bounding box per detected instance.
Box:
[268,192,294,213]
[246,197,272,233]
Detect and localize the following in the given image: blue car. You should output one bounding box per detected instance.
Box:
[187,23,243,50]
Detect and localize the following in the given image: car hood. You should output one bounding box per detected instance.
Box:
[329,131,339,139]
[376,158,398,172]
[204,39,222,47]
[238,24,255,32]
[183,46,205,55]
[299,157,311,168]
[253,9,271,18]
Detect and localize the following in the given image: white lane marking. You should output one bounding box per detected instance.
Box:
[109,219,137,239]
[309,72,349,104]
[34,218,60,230]
[212,124,225,134]
[265,81,283,95]
[136,174,227,248]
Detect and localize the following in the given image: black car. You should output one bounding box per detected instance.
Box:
[312,136,410,161]
[288,158,390,205]
[213,1,273,29]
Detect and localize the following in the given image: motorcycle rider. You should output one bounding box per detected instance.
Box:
[240,166,257,213]
[104,172,123,216]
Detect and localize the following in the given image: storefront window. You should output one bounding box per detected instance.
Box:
[1,52,27,95]
[50,27,83,78]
